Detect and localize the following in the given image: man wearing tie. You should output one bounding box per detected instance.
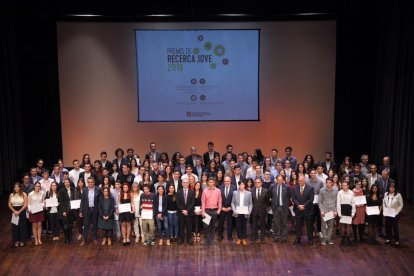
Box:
[176,179,194,245]
[270,175,291,243]
[292,176,315,245]
[375,169,395,237]
[251,178,270,243]
[58,178,75,244]
[218,176,236,242]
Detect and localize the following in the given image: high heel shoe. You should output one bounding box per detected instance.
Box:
[102,238,107,245]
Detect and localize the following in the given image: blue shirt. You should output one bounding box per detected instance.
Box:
[88,187,95,207]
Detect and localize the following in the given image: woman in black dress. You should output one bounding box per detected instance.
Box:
[74,179,85,241]
[118,183,134,245]
[98,187,115,246]
[192,182,203,243]
[366,184,382,244]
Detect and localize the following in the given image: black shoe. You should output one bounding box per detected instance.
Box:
[228,237,233,242]
[308,240,313,246]
[187,241,194,246]
[292,239,301,245]
[341,237,345,245]
[178,240,184,245]
[217,237,223,242]
[273,238,279,243]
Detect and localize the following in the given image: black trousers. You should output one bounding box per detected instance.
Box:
[251,214,266,240]
[236,215,248,240]
[178,213,192,242]
[48,212,60,236]
[61,212,74,242]
[385,215,400,242]
[295,215,313,242]
[218,211,233,239]
[83,208,98,241]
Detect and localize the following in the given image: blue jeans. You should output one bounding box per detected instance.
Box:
[167,212,179,238]
[155,216,168,238]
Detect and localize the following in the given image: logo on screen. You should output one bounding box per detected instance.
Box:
[200,79,206,85]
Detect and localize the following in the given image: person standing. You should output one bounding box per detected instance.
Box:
[140,185,156,246]
[251,178,270,244]
[98,187,115,246]
[154,185,169,246]
[218,176,236,242]
[177,179,195,245]
[337,181,356,245]
[58,179,75,244]
[79,177,101,246]
[270,175,291,243]
[28,182,45,246]
[45,182,60,241]
[383,183,403,247]
[131,183,143,243]
[231,181,253,245]
[352,179,366,243]
[292,176,315,245]
[118,183,134,245]
[8,182,29,247]
[201,177,222,245]
[318,178,338,245]
[307,169,324,240]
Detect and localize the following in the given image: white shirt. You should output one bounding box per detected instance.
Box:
[39,178,53,193]
[317,173,328,188]
[246,167,256,179]
[69,168,85,187]
[181,173,198,182]
[133,174,143,184]
[240,190,245,206]
[235,175,241,189]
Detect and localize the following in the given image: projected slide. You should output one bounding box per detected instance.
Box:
[135,29,259,122]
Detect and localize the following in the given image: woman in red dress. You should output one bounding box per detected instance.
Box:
[352,179,366,242]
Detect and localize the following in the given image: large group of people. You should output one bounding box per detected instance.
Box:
[9,142,403,249]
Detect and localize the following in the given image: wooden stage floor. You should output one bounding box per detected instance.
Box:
[0,196,413,276]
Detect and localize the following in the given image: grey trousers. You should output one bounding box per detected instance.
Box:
[273,207,288,239]
[321,218,334,241]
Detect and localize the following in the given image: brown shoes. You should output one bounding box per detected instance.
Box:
[236,239,241,245]
[242,239,248,246]
[102,238,107,246]
[107,239,112,246]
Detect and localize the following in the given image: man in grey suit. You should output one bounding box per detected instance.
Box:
[231,181,253,245]
[270,175,291,243]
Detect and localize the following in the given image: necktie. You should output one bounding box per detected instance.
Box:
[184,189,187,204]
[300,187,303,196]
[258,188,261,198]
[225,187,229,198]
[279,185,282,206]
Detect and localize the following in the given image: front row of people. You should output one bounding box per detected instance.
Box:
[9,174,403,248]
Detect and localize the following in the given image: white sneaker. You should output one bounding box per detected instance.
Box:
[318,232,323,238]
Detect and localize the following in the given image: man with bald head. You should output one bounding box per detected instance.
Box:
[292,175,315,245]
[218,176,236,242]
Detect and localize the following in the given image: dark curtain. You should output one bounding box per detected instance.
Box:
[370,1,414,200]
[0,1,62,196]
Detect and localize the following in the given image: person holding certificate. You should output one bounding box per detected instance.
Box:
[154,185,168,245]
[352,179,366,243]
[318,178,338,245]
[74,179,85,241]
[131,182,144,243]
[45,182,60,242]
[58,179,76,244]
[231,181,252,245]
[383,183,403,247]
[167,185,179,244]
[337,181,355,246]
[8,182,29,247]
[98,187,115,246]
[28,182,45,246]
[366,184,382,244]
[118,183,134,246]
[192,182,203,243]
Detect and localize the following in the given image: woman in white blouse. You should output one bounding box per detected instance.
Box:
[8,182,29,247]
[383,183,403,247]
[28,182,45,245]
[337,181,355,246]
[131,182,144,243]
[45,182,60,241]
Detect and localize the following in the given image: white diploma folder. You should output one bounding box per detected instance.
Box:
[70,200,81,210]
[340,216,352,224]
[202,213,212,225]
[354,196,367,205]
[236,206,248,215]
[118,203,132,213]
[366,206,380,216]
[323,211,334,222]
[46,198,59,207]
[383,207,396,218]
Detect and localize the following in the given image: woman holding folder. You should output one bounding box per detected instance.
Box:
[8,182,29,247]
[28,182,45,245]
[45,182,60,242]
[118,183,134,245]
[352,179,366,243]
[231,181,253,246]
[383,183,403,247]
[366,184,382,244]
[337,181,355,246]
[74,179,85,241]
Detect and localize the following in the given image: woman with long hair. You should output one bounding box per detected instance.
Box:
[131,182,144,243]
[45,181,60,241]
[383,183,403,247]
[154,185,168,245]
[8,182,29,247]
[98,187,115,246]
[366,184,382,244]
[193,182,203,243]
[352,179,366,243]
[28,182,45,245]
[337,181,355,245]
[118,183,134,245]
[166,185,179,244]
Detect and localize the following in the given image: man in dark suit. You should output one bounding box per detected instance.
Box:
[203,141,219,166]
[218,176,237,241]
[185,147,202,168]
[193,158,205,179]
[270,175,291,243]
[176,178,195,245]
[221,144,237,163]
[321,151,337,173]
[79,177,101,246]
[50,164,63,188]
[100,151,113,171]
[251,178,270,243]
[292,175,315,245]
[378,156,397,181]
[145,142,161,163]
[58,178,76,243]
[79,163,98,185]
[167,169,183,192]
[29,166,42,185]
[231,165,246,188]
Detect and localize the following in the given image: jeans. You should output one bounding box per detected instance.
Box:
[155,216,168,238]
[142,219,155,241]
[321,218,334,242]
[167,212,179,238]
